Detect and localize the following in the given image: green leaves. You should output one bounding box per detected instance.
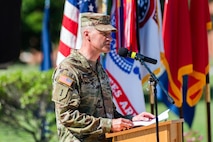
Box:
[0,67,56,142]
[0,69,53,107]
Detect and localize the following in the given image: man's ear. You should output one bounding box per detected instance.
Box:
[84,31,90,42]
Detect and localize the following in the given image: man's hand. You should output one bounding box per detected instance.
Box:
[132,112,155,121]
[110,112,154,132]
[111,118,133,132]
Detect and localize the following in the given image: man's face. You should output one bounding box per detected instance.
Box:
[89,29,113,53]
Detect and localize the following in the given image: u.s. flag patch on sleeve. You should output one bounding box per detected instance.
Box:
[58,75,74,86]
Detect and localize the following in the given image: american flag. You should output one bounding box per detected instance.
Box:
[59,75,74,86]
[56,0,97,65]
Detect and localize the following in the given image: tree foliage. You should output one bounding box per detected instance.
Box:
[21,0,65,50]
[0,68,57,142]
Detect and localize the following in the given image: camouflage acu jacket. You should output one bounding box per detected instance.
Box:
[52,50,119,142]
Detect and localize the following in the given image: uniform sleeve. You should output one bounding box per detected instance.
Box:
[114,110,133,120]
[113,103,133,120]
[52,66,112,135]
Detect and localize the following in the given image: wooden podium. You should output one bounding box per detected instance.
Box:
[105,119,184,142]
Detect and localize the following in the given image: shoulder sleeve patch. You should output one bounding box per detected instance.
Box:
[52,83,69,102]
[58,75,74,87]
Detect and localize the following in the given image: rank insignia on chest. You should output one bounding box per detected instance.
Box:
[58,75,74,86]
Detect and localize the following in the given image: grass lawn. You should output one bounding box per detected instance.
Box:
[0,100,212,142]
[0,122,34,142]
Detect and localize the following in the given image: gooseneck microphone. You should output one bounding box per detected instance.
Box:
[118,47,157,64]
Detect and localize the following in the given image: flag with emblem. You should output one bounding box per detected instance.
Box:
[137,0,164,84]
[56,0,97,65]
[105,0,146,116]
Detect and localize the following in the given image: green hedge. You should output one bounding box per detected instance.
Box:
[0,66,57,142]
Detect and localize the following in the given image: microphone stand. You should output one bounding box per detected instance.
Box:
[139,59,174,142]
[149,76,160,142]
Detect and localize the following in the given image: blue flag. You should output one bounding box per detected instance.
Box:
[157,71,195,127]
[41,0,52,71]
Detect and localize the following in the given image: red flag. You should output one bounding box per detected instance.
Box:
[123,0,138,52]
[162,0,193,107]
[187,0,212,106]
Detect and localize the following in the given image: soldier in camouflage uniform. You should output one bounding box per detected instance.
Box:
[52,12,155,142]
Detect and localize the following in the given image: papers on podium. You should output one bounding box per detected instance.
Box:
[133,109,170,127]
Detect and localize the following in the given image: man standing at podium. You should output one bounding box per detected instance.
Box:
[52,12,155,142]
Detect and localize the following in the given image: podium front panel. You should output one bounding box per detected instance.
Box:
[105,119,183,142]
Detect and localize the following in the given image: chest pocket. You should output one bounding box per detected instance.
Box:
[81,73,100,90]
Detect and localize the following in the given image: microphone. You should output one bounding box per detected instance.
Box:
[118,47,157,64]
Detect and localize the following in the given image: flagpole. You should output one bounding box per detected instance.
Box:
[179,105,184,141]
[149,83,155,114]
[205,73,211,142]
